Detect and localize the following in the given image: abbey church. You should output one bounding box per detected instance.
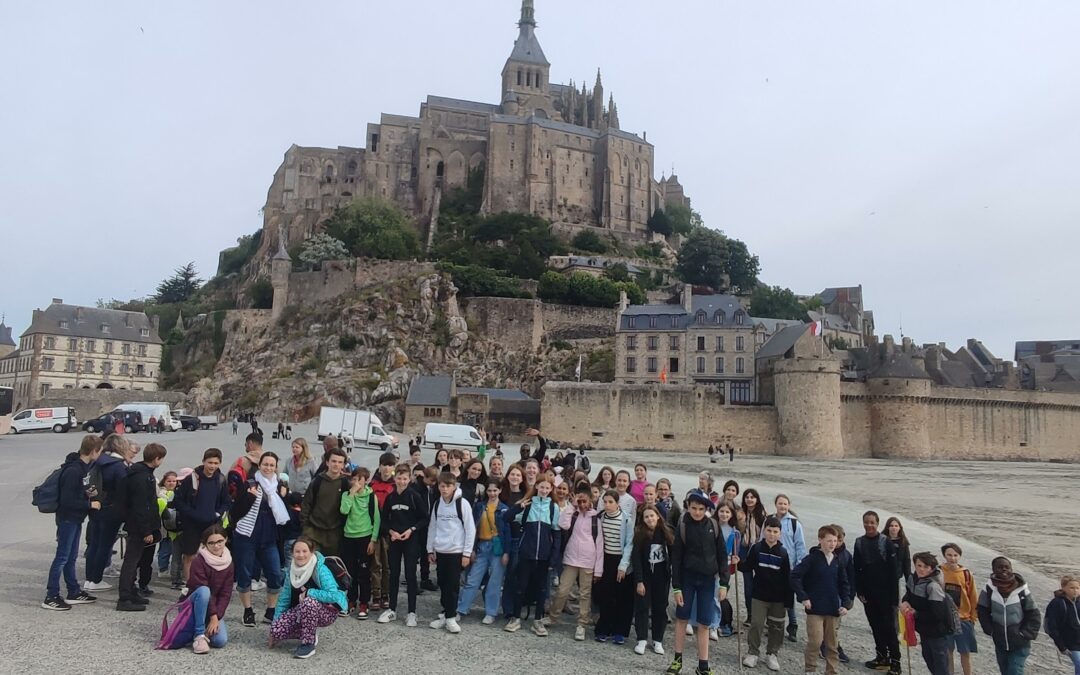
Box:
[260,1,691,253]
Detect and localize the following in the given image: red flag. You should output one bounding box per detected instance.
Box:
[899,608,917,647]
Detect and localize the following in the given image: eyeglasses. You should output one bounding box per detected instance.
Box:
[206,539,227,545]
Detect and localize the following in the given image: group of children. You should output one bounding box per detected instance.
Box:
[41,430,1080,673]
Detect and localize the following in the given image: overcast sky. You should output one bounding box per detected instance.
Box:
[3,1,1078,360]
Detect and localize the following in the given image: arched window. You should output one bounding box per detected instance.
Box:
[324,163,335,179]
[346,160,357,176]
[517,70,522,86]
[714,310,724,325]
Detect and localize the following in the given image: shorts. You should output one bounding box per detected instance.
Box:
[179,527,207,556]
[951,620,978,654]
[675,570,718,626]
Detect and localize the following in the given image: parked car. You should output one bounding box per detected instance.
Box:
[83,411,143,434]
[174,414,201,431]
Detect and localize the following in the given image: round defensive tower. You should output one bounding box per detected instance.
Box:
[773,357,844,458]
[867,354,932,459]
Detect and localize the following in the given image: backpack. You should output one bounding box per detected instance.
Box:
[561,510,599,551]
[579,455,591,473]
[155,598,195,650]
[161,506,180,533]
[32,464,66,514]
[678,513,721,545]
[942,585,962,635]
[321,555,352,592]
[430,495,465,524]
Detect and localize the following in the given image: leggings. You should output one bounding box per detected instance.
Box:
[514,558,551,620]
[269,597,339,645]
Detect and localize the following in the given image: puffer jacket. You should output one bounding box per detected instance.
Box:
[507,496,561,562]
[274,552,347,618]
[977,575,1042,652]
[903,570,951,639]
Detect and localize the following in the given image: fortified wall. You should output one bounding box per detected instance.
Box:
[462,297,615,351]
[40,388,187,423]
[542,357,1080,462]
[285,259,437,306]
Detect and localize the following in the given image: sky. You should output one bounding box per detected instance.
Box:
[2,0,1078,361]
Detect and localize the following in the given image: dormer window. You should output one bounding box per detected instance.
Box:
[627,316,637,329]
[695,311,706,326]
[670,315,679,328]
[714,311,724,325]
[100,323,110,333]
[735,312,745,326]
[140,328,150,337]
[59,320,69,329]
[649,316,658,328]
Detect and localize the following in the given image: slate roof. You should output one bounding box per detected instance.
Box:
[0,321,14,347]
[621,295,752,331]
[755,324,811,361]
[405,375,453,407]
[23,303,161,344]
[868,353,931,380]
[426,96,500,115]
[750,317,803,336]
[508,26,548,66]
[458,387,534,401]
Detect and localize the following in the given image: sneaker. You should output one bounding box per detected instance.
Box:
[765,654,780,671]
[381,596,391,610]
[83,580,111,591]
[612,634,626,645]
[263,608,275,624]
[575,625,586,641]
[653,642,665,655]
[429,613,447,629]
[693,668,714,675]
[719,625,734,637]
[41,596,71,611]
[115,600,145,612]
[138,586,155,596]
[685,623,694,636]
[131,594,150,605]
[377,609,396,623]
[445,616,461,634]
[887,662,902,675]
[504,617,521,632]
[743,655,759,668]
[595,633,608,642]
[634,640,648,655]
[243,608,256,627]
[665,655,683,674]
[482,615,495,625]
[103,565,121,578]
[541,615,556,626]
[786,625,797,643]
[66,591,96,604]
[250,579,267,591]
[865,657,890,671]
[192,634,210,655]
[293,643,316,659]
[531,620,548,637]
[406,612,417,627]
[357,603,369,620]
[708,628,719,641]
[170,581,184,591]
[421,579,438,592]
[837,647,850,664]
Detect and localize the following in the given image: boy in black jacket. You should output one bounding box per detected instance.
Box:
[667,492,729,675]
[412,466,439,592]
[116,442,167,612]
[854,510,901,673]
[378,465,427,625]
[791,525,852,675]
[738,515,792,671]
[42,435,104,611]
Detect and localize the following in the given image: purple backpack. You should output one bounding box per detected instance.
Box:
[155,597,195,650]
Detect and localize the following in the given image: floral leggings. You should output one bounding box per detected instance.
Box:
[269,597,339,645]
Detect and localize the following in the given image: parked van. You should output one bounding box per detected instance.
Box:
[318,407,398,451]
[112,402,176,432]
[422,423,483,452]
[10,407,78,434]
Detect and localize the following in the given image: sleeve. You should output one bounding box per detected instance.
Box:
[306,561,347,610]
[409,493,426,531]
[1019,594,1042,640]
[216,477,231,518]
[617,514,633,572]
[1044,600,1064,650]
[187,555,209,589]
[790,556,810,603]
[426,505,437,554]
[631,540,646,585]
[57,466,89,516]
[497,506,511,545]
[737,542,757,574]
[593,517,605,577]
[301,479,317,526]
[976,590,993,635]
[781,548,794,608]
[339,492,352,515]
[715,524,730,589]
[670,523,684,591]
[174,476,194,520]
[853,540,866,598]
[963,570,979,621]
[211,568,234,620]
[462,501,476,555]
[532,435,548,463]
[274,583,291,620]
[558,504,574,530]
[793,521,808,565]
[838,556,853,609]
[371,494,380,535]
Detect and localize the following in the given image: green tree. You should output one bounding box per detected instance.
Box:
[646,208,673,236]
[675,229,760,293]
[749,285,809,320]
[722,237,760,293]
[434,211,565,279]
[248,279,274,309]
[437,263,532,298]
[440,164,485,218]
[217,231,262,276]
[155,262,202,304]
[298,233,350,268]
[323,197,420,260]
[571,229,607,254]
[602,262,631,283]
[665,203,703,235]
[538,271,644,308]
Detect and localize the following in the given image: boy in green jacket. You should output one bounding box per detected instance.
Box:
[340,466,380,619]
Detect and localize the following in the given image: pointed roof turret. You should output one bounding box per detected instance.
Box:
[508,0,548,65]
[0,315,14,347]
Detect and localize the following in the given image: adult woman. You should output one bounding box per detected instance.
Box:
[630,464,649,504]
[739,488,767,622]
[689,471,720,510]
[231,452,289,627]
[655,478,682,529]
[459,459,487,506]
[284,438,317,496]
[594,489,635,644]
[186,525,234,654]
[721,480,740,504]
[270,538,347,659]
[885,516,912,587]
[614,470,637,516]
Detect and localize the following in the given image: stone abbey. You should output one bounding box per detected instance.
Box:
[259,0,690,253]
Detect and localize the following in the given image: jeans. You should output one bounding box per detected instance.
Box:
[678,569,719,627]
[457,540,505,618]
[921,635,950,675]
[500,542,521,618]
[281,537,296,573]
[47,519,83,599]
[1067,650,1080,675]
[85,510,122,583]
[188,586,228,647]
[993,644,1030,675]
[157,538,172,572]
[232,535,283,592]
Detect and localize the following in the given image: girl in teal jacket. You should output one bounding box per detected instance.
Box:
[270,538,347,659]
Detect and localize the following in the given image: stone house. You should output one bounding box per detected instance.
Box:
[404,374,540,439]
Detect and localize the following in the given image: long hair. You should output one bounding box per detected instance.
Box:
[741,488,767,529]
[592,465,616,489]
[462,458,488,486]
[292,437,311,466]
[634,505,674,548]
[500,463,526,505]
[885,516,910,548]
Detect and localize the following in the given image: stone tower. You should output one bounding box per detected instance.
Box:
[500,0,552,114]
[270,226,291,321]
[772,357,844,458]
[867,338,932,459]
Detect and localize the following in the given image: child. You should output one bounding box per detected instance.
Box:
[1044,575,1080,675]
[739,515,792,671]
[269,537,347,659]
[427,472,476,634]
[157,470,186,590]
[369,452,397,610]
[774,494,807,643]
[595,488,636,645]
[854,510,901,673]
[940,542,979,675]
[884,516,912,588]
[830,524,854,664]
[339,467,379,619]
[505,475,560,636]
[716,501,740,638]
[667,491,729,675]
[42,435,103,610]
[900,552,951,675]
[790,525,852,675]
[546,483,603,641]
[630,463,649,504]
[378,466,427,626]
[632,505,673,655]
[412,465,439,593]
[456,479,509,625]
[977,557,1041,675]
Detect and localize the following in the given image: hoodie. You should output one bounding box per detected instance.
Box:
[1044,590,1080,652]
[90,452,128,509]
[779,513,807,567]
[903,570,951,639]
[117,462,162,537]
[427,493,476,556]
[383,487,428,538]
[738,539,793,607]
[56,452,93,523]
[339,485,380,538]
[370,472,395,509]
[791,546,853,617]
[977,574,1042,651]
[558,505,604,575]
[507,495,561,562]
[175,465,230,531]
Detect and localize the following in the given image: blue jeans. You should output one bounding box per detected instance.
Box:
[85,510,122,583]
[1068,650,1080,675]
[47,519,83,599]
[457,540,506,618]
[189,586,228,647]
[677,570,718,626]
[232,535,283,592]
[281,538,296,573]
[157,538,172,572]
[994,644,1030,675]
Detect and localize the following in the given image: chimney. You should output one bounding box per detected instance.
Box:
[682,284,693,312]
[883,334,896,357]
[51,298,63,305]
[902,336,912,352]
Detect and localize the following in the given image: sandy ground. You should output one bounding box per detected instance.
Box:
[0,426,1073,674]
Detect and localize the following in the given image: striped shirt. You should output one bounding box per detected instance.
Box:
[601,510,624,556]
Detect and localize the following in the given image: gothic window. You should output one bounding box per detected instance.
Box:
[346,160,357,176]
[324,164,335,179]
[517,70,522,86]
[526,71,532,87]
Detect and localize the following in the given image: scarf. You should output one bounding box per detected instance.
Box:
[290,554,318,589]
[197,543,233,571]
[256,471,291,525]
[991,571,1018,596]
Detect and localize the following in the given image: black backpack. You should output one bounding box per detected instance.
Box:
[32,464,66,514]
[321,555,352,592]
[430,495,465,524]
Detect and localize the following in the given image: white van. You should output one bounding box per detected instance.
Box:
[318,407,398,451]
[112,402,177,432]
[422,423,483,452]
[10,407,78,434]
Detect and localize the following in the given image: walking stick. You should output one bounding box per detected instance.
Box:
[735,570,743,667]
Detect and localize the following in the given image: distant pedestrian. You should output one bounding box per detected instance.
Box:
[278,422,285,439]
[232,419,238,435]
[148,416,157,434]
[285,424,292,440]
[708,445,717,464]
[728,444,734,462]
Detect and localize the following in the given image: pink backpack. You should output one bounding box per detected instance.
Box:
[155,598,195,650]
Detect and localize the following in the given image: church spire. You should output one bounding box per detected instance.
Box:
[519,0,536,30]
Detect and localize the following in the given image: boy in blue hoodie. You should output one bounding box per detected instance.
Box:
[43,436,104,610]
[1045,575,1080,675]
[791,525,852,675]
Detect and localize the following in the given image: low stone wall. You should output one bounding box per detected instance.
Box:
[286,258,436,306]
[41,389,187,422]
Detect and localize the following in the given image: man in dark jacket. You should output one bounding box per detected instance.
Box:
[175,448,230,580]
[301,447,348,556]
[854,510,901,673]
[792,525,852,675]
[42,435,104,610]
[116,442,167,611]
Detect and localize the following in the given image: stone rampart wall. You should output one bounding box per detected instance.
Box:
[540,304,616,341]
[41,388,187,422]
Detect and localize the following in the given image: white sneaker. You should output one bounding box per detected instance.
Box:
[482,615,495,625]
[250,580,267,591]
[406,612,417,627]
[652,642,665,655]
[575,625,586,641]
[83,581,111,591]
[102,565,121,578]
[742,655,758,668]
[377,609,396,623]
[445,616,461,634]
[504,617,521,632]
[709,627,719,641]
[429,613,447,629]
[765,654,780,671]
[634,640,648,655]
[531,620,548,637]
[685,623,694,636]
